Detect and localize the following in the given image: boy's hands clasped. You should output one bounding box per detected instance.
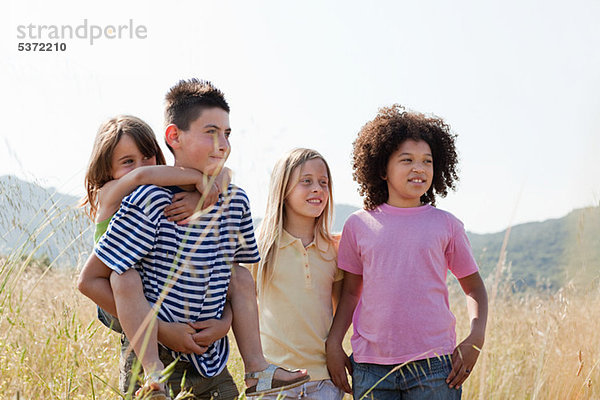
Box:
[157,317,232,355]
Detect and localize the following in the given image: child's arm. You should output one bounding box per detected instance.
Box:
[77,253,117,315]
[164,167,232,224]
[326,271,362,394]
[446,271,488,389]
[332,278,343,313]
[97,166,231,221]
[78,254,210,355]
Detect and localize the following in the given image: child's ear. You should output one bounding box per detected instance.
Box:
[165,124,181,149]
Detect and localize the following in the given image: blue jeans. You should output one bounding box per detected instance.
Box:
[351,354,461,400]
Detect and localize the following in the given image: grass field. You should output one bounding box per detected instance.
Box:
[0,257,598,399]
[0,182,598,399]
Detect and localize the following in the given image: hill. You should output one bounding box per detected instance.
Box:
[0,175,93,266]
[469,206,600,289]
[1,175,598,289]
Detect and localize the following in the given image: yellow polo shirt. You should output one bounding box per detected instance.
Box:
[253,230,344,381]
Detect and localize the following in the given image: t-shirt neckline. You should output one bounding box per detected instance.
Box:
[378,203,433,215]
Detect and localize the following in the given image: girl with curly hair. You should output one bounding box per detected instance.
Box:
[326,105,488,399]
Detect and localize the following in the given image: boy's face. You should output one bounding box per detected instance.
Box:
[169,107,231,175]
[384,139,433,208]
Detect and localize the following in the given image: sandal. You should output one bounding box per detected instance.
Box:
[245,364,310,396]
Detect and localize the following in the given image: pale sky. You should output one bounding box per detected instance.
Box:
[1,0,599,234]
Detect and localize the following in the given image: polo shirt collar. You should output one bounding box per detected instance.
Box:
[279,229,297,249]
[280,229,328,252]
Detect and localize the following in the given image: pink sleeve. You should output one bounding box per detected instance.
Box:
[337,216,363,275]
[446,216,479,279]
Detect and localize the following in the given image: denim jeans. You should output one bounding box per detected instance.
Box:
[351,354,461,400]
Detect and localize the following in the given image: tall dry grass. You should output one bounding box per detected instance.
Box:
[2,256,598,399]
[0,179,598,399]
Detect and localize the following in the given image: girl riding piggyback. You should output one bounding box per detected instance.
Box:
[327,105,488,400]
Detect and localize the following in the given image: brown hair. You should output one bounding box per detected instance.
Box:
[352,104,459,209]
[164,79,230,153]
[81,115,166,220]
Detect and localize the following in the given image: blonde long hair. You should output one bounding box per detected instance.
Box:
[255,148,334,293]
[81,115,166,220]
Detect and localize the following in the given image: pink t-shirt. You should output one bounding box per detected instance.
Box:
[337,203,478,365]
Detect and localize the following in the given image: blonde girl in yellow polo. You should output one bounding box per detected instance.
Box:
[248,148,345,400]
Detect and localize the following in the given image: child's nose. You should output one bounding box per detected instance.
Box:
[215,133,229,152]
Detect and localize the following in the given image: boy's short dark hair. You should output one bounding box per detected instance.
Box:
[352,104,459,209]
[164,78,230,152]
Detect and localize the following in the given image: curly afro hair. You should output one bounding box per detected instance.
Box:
[352,104,459,209]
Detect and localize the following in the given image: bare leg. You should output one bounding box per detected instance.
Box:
[228,265,307,387]
[110,270,164,379]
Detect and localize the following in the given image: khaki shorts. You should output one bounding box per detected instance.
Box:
[119,336,239,400]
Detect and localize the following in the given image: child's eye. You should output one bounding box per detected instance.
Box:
[302,179,312,184]
[320,180,328,186]
[224,132,231,138]
[424,159,433,164]
[123,159,133,165]
[401,158,412,163]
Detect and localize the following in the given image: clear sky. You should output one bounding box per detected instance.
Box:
[2,0,599,233]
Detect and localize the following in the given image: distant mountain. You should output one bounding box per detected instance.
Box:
[0,175,93,267]
[468,206,600,290]
[1,175,598,289]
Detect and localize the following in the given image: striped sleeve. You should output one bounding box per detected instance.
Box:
[232,189,260,264]
[94,186,164,274]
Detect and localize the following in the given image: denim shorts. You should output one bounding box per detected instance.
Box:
[247,379,345,400]
[350,354,461,400]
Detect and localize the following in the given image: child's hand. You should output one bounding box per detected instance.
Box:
[157,320,208,355]
[164,192,202,225]
[446,339,482,389]
[326,343,353,394]
[188,318,231,348]
[196,181,221,209]
[194,167,231,209]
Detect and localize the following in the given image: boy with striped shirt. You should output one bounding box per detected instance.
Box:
[79,79,307,399]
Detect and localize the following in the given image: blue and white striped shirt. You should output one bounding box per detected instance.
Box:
[95,183,260,377]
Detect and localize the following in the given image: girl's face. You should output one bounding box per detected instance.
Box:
[110,134,157,180]
[284,158,330,223]
[385,139,433,208]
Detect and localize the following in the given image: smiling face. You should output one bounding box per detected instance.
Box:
[384,139,434,208]
[167,107,231,176]
[110,133,157,180]
[284,158,330,226]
